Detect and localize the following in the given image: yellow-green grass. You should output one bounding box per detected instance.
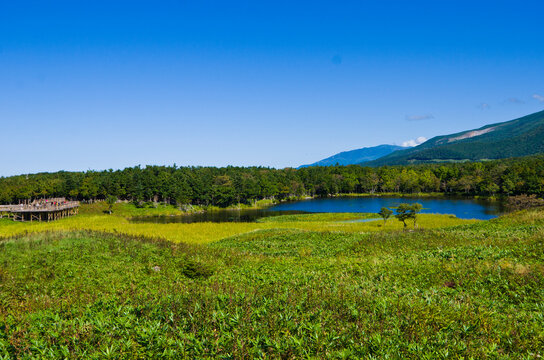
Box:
[267,213,479,233]
[79,200,277,217]
[336,192,446,198]
[0,203,479,244]
[257,212,377,222]
[79,202,186,216]
[208,198,279,210]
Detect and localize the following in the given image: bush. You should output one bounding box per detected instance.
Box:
[507,194,544,210]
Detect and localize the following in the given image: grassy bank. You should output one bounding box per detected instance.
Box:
[0,202,477,244]
[335,192,447,198]
[0,209,543,358]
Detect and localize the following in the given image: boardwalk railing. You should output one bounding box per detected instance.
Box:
[0,201,80,222]
[0,202,79,212]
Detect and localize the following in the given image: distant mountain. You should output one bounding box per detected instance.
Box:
[299,144,405,168]
[366,109,544,166]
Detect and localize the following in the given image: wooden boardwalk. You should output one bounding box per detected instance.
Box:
[0,200,80,222]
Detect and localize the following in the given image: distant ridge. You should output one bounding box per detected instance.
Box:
[299,144,405,168]
[366,109,544,166]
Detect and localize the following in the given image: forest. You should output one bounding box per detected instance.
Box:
[1,155,544,207]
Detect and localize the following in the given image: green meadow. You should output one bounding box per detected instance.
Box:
[0,203,542,358]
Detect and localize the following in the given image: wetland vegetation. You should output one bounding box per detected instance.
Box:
[0,204,542,358]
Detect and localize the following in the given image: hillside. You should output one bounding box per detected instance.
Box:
[366,109,544,166]
[300,144,405,167]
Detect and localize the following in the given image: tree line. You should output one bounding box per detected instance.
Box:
[1,156,544,206]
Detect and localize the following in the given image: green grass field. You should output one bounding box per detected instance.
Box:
[0,203,478,244]
[0,204,542,358]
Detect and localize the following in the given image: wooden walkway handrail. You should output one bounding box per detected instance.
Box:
[0,202,80,213]
[0,198,80,222]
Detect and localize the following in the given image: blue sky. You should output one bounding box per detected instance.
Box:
[1,0,543,176]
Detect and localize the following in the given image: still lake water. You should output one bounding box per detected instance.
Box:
[131,196,505,223]
[131,210,309,224]
[269,197,505,220]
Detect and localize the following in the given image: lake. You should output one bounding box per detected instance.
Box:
[269,196,505,220]
[131,196,505,223]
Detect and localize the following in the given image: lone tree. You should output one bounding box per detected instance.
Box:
[410,203,423,228]
[378,207,393,226]
[105,195,117,214]
[395,203,423,229]
[395,203,412,228]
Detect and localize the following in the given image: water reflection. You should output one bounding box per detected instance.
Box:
[131,209,308,224]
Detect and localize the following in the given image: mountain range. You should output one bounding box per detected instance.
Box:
[299,144,405,168]
[301,109,544,167]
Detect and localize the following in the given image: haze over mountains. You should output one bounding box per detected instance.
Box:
[302,110,544,167]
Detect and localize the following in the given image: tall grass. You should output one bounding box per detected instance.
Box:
[0,209,542,358]
[0,205,477,244]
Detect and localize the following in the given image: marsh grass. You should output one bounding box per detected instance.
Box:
[0,203,477,244]
[79,200,279,218]
[79,202,186,216]
[336,192,447,198]
[256,212,378,223]
[0,208,542,358]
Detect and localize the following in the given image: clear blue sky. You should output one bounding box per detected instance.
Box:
[1,0,543,176]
